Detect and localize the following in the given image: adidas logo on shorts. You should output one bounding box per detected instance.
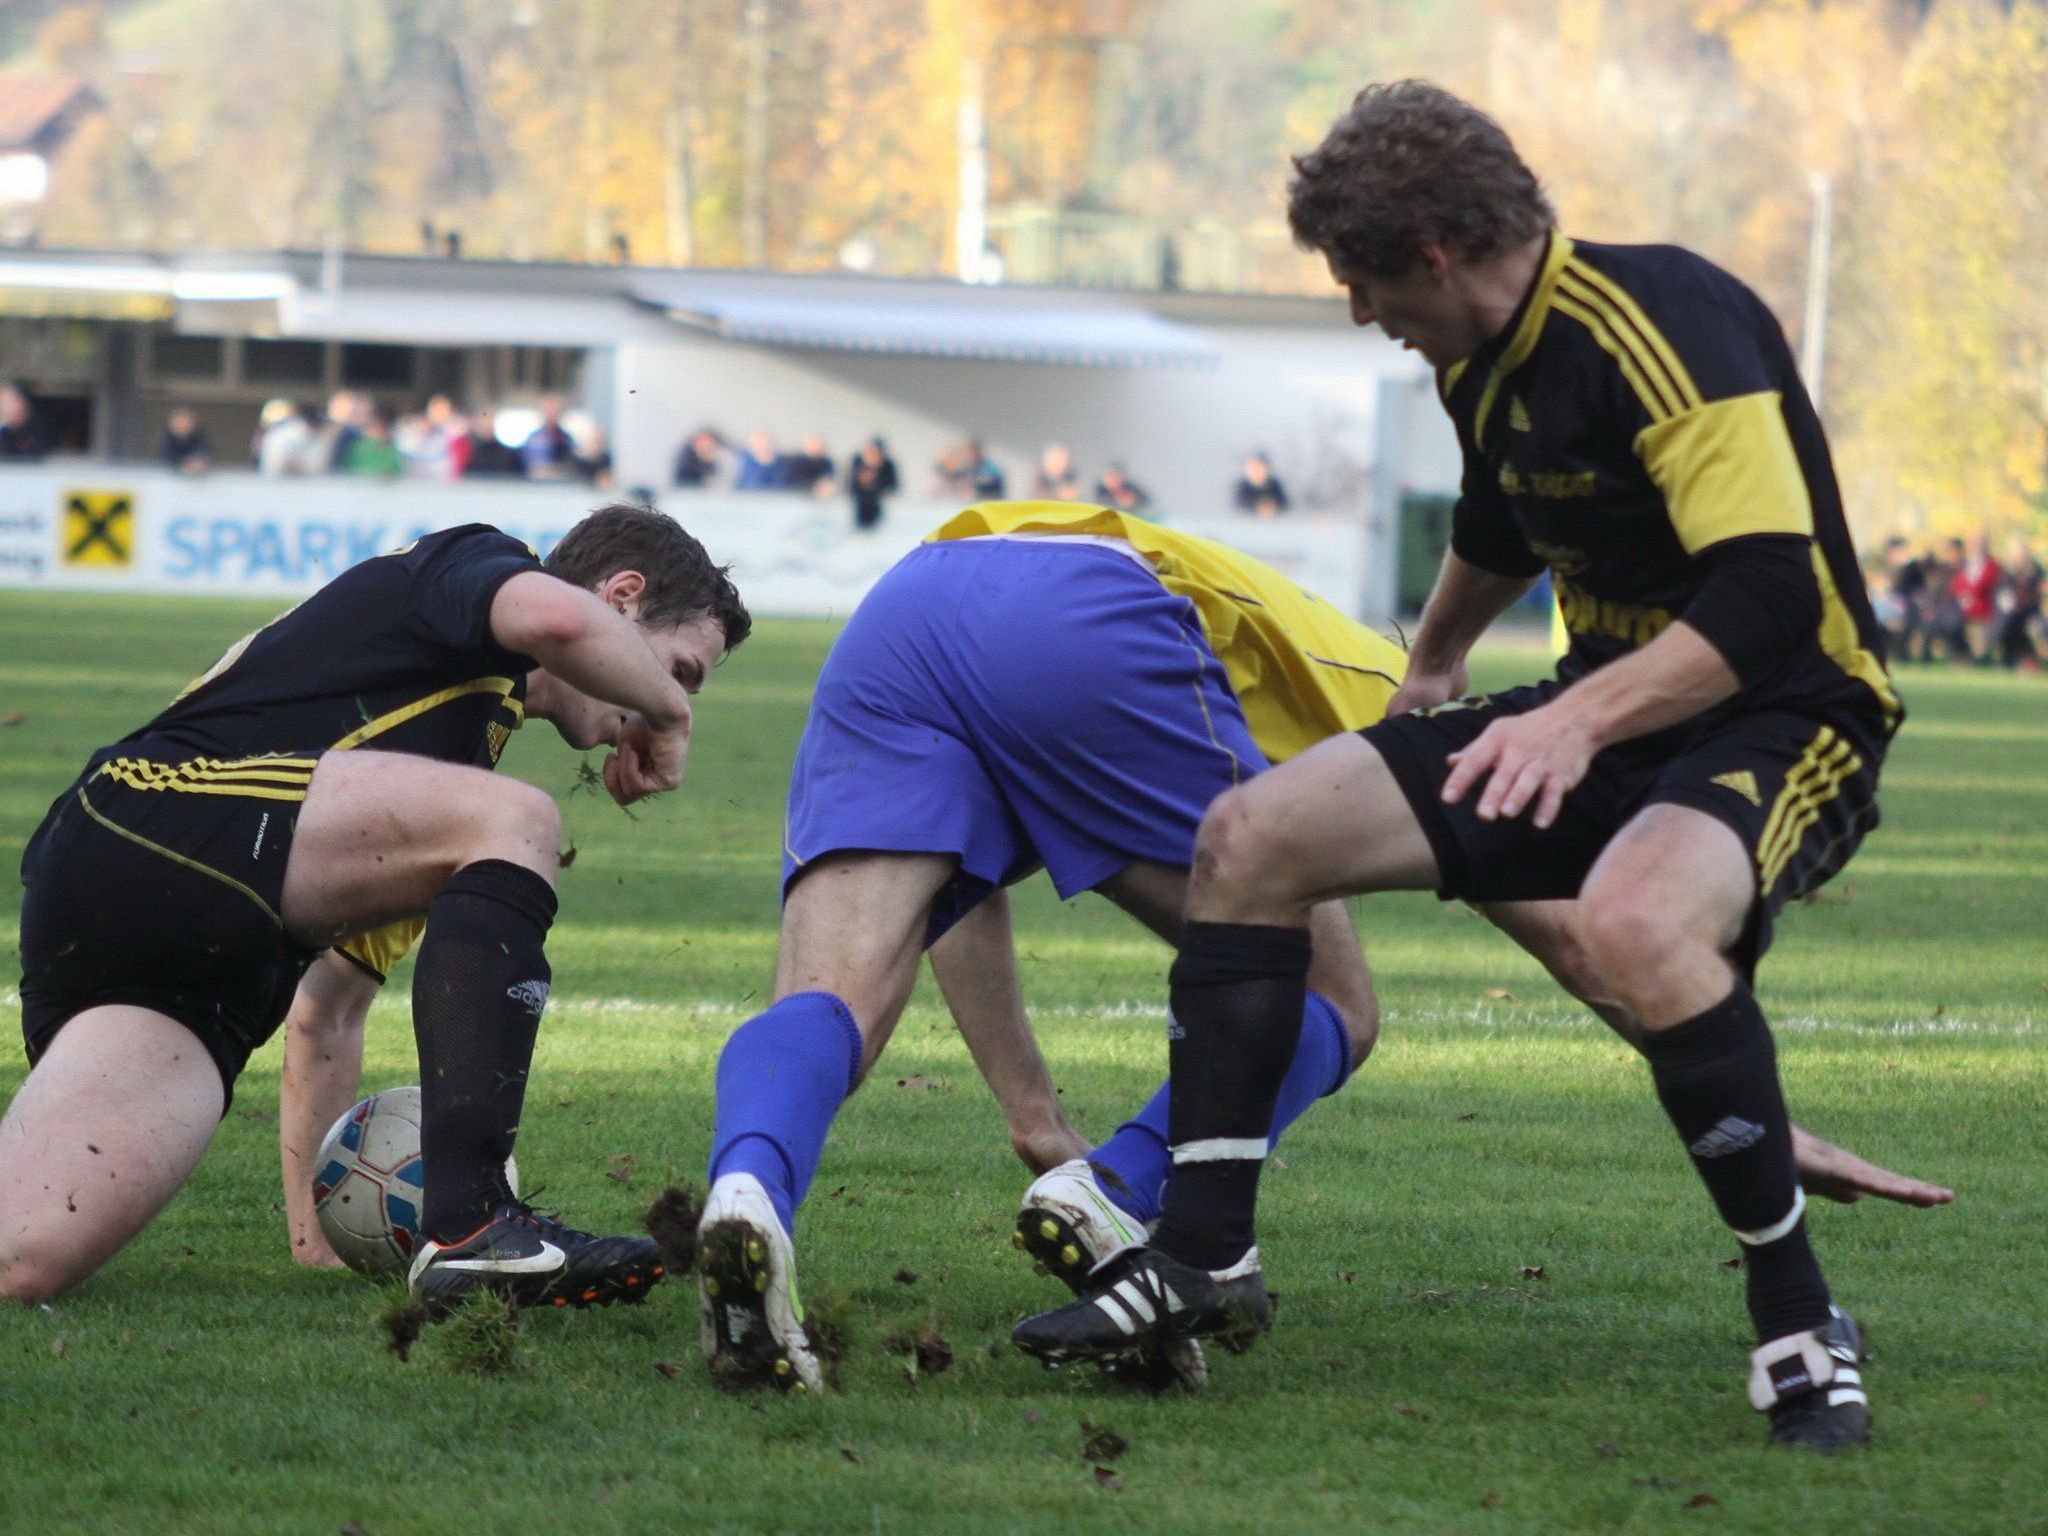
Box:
[506,979,552,1018]
[1689,1115,1765,1159]
[1710,770,1763,807]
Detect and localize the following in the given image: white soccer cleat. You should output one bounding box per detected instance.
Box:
[696,1172,823,1394]
[1014,1160,1208,1390]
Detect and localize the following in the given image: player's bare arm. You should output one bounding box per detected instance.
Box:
[279,951,380,1268]
[1386,550,1537,714]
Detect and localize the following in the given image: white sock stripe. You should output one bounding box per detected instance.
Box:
[1171,1137,1269,1165]
[1828,1388,1868,1407]
[1113,1278,1157,1324]
[1092,1291,1138,1335]
[1732,1187,1806,1248]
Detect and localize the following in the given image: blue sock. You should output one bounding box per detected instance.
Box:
[1089,991,1353,1225]
[706,991,863,1235]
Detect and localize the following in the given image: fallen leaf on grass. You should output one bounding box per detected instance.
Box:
[49,1338,66,1358]
[1454,1112,1478,1123]
[892,1268,918,1285]
[894,1074,950,1092]
[1718,1257,1744,1272]
[340,1524,371,1536]
[1685,1493,1719,1509]
[1338,1270,1357,1284]
[558,843,579,869]
[1392,1402,1429,1421]
[652,1360,681,1380]
[1518,1265,1546,1281]
[1023,1408,1044,1426]
[1595,1441,1620,1459]
[0,710,25,727]
[1079,1422,1128,1463]
[237,1108,277,1124]
[840,1447,861,1464]
[1480,1491,1501,1510]
[605,1153,635,1185]
[1092,1467,1122,1492]
[1484,988,1515,1001]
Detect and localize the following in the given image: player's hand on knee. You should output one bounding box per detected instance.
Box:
[604,713,690,804]
[1443,706,1593,829]
[1388,662,1469,718]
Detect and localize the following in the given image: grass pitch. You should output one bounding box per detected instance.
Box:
[1,591,2042,1536]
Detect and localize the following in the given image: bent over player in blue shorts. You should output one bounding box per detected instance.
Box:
[692,502,1943,1393]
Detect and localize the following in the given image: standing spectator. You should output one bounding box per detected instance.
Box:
[733,428,791,491]
[848,436,898,530]
[1951,533,2003,663]
[673,427,725,488]
[576,425,615,489]
[0,384,48,461]
[461,408,526,479]
[254,399,316,475]
[1998,538,2043,671]
[1032,442,1081,500]
[317,390,363,472]
[521,394,579,479]
[1095,463,1151,515]
[1878,537,1927,660]
[342,409,403,478]
[786,433,837,496]
[399,394,466,481]
[1234,451,1290,517]
[966,438,1005,498]
[930,441,976,500]
[158,407,212,474]
[1921,537,1967,662]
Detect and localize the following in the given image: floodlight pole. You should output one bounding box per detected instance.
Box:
[1801,169,1834,417]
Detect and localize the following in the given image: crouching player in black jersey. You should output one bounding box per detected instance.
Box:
[1018,85,1907,1451]
[1,505,749,1313]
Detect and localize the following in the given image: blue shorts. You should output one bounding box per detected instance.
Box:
[783,538,1267,940]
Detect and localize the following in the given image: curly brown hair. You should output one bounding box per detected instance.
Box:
[1287,81,1554,278]
[544,503,751,651]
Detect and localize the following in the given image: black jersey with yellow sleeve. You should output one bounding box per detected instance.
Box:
[1441,234,1899,737]
[91,523,539,779]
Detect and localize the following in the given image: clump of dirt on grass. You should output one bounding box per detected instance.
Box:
[378,1290,429,1363]
[430,1292,521,1375]
[882,1327,954,1378]
[643,1184,702,1275]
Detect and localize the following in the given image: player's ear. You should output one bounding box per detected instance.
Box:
[598,569,648,618]
[1419,244,1454,286]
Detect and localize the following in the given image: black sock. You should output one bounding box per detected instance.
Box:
[413,859,558,1241]
[1148,921,1310,1272]
[1639,984,1832,1344]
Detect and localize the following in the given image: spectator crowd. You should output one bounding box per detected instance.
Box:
[250,391,613,487]
[1874,534,2046,671]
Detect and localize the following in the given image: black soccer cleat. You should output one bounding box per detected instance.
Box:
[407,1201,665,1315]
[1750,1306,1871,1453]
[1011,1244,1271,1368]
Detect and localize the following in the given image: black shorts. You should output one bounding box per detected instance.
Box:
[16,754,325,1108]
[1365,682,1886,977]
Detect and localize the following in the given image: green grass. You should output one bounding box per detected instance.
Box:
[1,591,2043,1535]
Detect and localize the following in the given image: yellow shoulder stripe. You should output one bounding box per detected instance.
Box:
[1561,259,1703,413]
[330,677,517,751]
[1633,391,1814,554]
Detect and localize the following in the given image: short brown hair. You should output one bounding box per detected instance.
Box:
[545,503,752,651]
[1287,81,1554,278]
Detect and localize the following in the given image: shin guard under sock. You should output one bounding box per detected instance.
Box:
[1148,921,1311,1271]
[707,991,864,1235]
[1639,984,1832,1343]
[413,859,558,1241]
[1091,990,1352,1225]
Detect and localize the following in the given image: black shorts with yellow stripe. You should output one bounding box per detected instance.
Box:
[17,752,326,1108]
[1367,683,1884,978]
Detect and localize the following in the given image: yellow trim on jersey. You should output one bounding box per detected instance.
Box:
[329,677,520,751]
[336,918,427,981]
[1811,547,1903,728]
[1473,234,1574,448]
[1559,258,1703,414]
[926,503,1406,763]
[94,755,317,802]
[72,787,285,927]
[1634,391,1815,555]
[1756,728,1860,894]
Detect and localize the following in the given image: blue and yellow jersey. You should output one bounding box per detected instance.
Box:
[929,502,1406,764]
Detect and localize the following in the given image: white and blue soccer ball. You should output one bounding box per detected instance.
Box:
[312,1086,519,1277]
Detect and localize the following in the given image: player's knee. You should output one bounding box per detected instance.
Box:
[1340,990,1381,1069]
[0,1248,78,1304]
[1192,786,1289,898]
[465,779,561,874]
[1578,883,1682,993]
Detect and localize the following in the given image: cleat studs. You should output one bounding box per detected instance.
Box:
[1060,1245,1080,1266]
[583,1289,599,1302]
[626,1275,639,1287]
[704,1277,721,1297]
[774,1358,791,1377]
[1033,1262,1050,1277]
[747,1239,764,1262]
[1039,1219,1059,1241]
[753,1270,769,1293]
[792,1381,809,1395]
[1012,1232,1027,1251]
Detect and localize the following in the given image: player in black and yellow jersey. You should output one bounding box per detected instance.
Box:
[1019,83,1904,1450]
[2,505,748,1313]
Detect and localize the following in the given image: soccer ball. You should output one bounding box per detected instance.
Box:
[311,1086,518,1277]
